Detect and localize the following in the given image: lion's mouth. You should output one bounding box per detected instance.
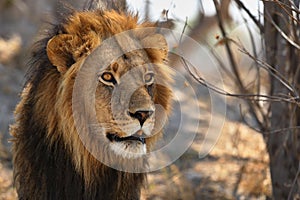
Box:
[107,133,146,144]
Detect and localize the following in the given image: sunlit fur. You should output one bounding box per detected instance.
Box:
[10,9,172,200]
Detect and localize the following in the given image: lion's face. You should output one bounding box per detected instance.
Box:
[95,51,160,159]
[46,11,172,161]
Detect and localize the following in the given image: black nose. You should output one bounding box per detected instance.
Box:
[129,110,153,127]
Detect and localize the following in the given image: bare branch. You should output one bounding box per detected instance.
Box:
[263,0,300,15]
[236,41,299,98]
[213,0,245,91]
[241,11,261,95]
[233,0,264,32]
[213,0,269,130]
[180,56,300,105]
[265,9,300,49]
[179,17,189,45]
[205,41,236,80]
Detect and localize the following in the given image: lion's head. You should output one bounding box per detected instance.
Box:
[43,10,172,171]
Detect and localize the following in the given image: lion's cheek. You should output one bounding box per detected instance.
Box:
[95,106,113,124]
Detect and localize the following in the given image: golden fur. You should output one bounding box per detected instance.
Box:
[11,9,172,200]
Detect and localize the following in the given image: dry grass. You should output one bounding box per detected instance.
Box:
[142,121,271,200]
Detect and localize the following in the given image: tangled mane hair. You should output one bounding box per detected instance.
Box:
[10,6,172,200]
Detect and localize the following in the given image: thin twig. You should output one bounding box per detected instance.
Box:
[179,17,188,45]
[268,126,300,134]
[263,0,300,15]
[288,161,300,200]
[265,9,300,50]
[242,17,261,94]
[213,0,245,90]
[180,57,300,104]
[240,11,269,126]
[238,109,300,134]
[233,0,264,32]
[224,37,300,99]
[205,40,236,80]
[214,0,270,130]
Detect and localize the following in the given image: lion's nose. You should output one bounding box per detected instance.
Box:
[129,110,153,127]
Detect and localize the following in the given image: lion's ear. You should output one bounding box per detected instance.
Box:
[46,34,76,73]
[141,34,168,62]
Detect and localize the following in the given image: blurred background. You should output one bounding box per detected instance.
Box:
[1,0,299,199]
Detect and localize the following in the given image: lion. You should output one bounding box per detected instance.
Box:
[10,9,172,200]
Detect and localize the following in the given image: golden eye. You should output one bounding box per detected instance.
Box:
[144,72,154,85]
[100,72,117,84]
[102,72,112,81]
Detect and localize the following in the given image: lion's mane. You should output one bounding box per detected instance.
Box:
[10,9,172,200]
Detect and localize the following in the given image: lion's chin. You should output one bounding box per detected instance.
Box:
[106,132,147,159]
[109,140,147,159]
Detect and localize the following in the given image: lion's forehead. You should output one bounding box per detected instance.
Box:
[101,50,151,77]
